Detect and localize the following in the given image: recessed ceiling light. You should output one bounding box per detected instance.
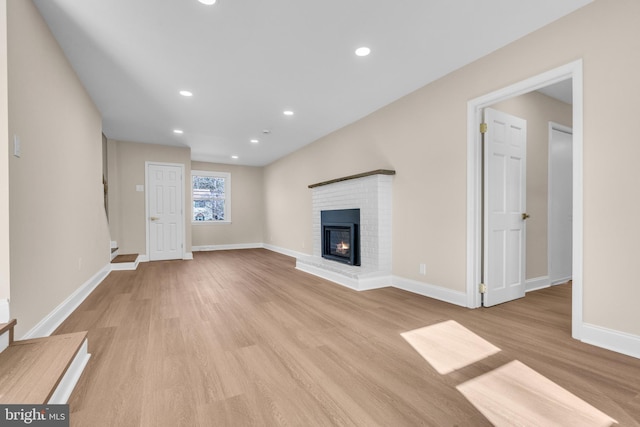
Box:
[179,90,193,97]
[173,129,184,134]
[283,110,294,116]
[355,47,371,57]
[231,155,239,159]
[250,139,259,144]
[198,0,216,5]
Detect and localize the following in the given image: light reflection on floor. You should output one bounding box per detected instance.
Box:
[401,320,501,374]
[402,321,618,426]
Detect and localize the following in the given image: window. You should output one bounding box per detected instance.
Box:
[192,171,231,222]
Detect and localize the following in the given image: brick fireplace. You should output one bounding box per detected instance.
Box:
[296,170,394,290]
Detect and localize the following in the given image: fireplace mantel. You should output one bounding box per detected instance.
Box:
[308,169,395,189]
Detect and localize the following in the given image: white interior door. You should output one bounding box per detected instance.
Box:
[549,126,573,285]
[148,163,184,261]
[483,108,527,306]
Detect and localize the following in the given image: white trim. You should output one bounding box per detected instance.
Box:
[21,264,111,340]
[294,259,466,306]
[0,298,9,323]
[138,254,149,263]
[0,333,8,353]
[47,339,91,404]
[110,240,118,249]
[581,323,640,360]
[295,261,391,291]
[392,276,467,307]
[525,276,551,293]
[551,276,572,286]
[183,252,193,260]
[466,60,584,340]
[193,243,264,252]
[263,244,309,260]
[145,161,186,262]
[571,65,585,340]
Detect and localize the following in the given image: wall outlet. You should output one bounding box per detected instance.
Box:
[419,263,427,275]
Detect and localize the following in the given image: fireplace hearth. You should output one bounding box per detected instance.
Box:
[321,209,360,266]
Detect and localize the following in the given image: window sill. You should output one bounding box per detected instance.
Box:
[192,220,232,225]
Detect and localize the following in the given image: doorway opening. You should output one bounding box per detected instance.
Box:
[466,60,584,340]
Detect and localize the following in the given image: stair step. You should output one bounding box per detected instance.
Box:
[112,254,137,263]
[111,253,140,271]
[0,331,88,404]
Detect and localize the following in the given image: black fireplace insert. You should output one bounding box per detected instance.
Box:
[321,209,360,266]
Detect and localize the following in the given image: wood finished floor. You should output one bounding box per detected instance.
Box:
[54,249,640,426]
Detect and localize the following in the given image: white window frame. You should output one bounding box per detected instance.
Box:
[191,170,231,224]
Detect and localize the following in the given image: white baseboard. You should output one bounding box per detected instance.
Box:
[183,252,193,260]
[551,275,572,286]
[525,276,551,293]
[392,276,468,307]
[191,243,310,261]
[138,254,149,263]
[263,244,309,259]
[48,339,91,404]
[0,298,9,323]
[192,243,264,252]
[21,264,111,340]
[581,323,640,360]
[110,240,118,249]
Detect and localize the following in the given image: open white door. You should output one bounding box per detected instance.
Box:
[483,108,527,306]
[147,163,184,261]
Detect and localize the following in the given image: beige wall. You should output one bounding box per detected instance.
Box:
[264,0,640,336]
[107,139,191,255]
[263,122,393,254]
[7,0,111,337]
[0,0,10,307]
[492,92,573,280]
[191,161,264,248]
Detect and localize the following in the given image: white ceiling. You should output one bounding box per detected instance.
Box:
[33,0,592,166]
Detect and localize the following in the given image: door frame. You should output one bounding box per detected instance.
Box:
[145,161,186,261]
[466,59,584,340]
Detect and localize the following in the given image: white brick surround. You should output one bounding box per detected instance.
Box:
[296,173,393,290]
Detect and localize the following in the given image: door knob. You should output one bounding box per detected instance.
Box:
[150,216,159,221]
[522,213,530,220]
